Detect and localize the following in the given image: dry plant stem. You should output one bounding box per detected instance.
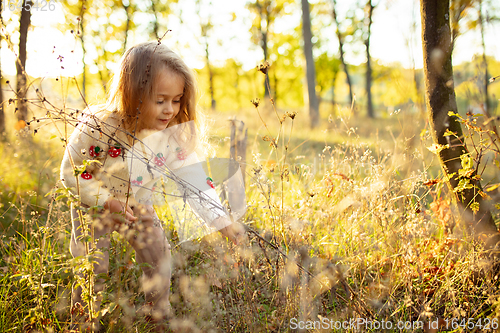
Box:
[265,72,289,253]
[246,227,347,303]
[254,105,272,141]
[73,77,89,109]
[265,75,281,126]
[49,104,96,321]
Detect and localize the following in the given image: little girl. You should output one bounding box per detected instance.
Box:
[60,41,244,330]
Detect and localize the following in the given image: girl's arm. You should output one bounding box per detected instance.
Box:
[169,152,246,243]
[60,114,112,208]
[218,221,246,245]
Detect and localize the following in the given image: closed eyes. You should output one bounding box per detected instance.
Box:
[156,97,182,105]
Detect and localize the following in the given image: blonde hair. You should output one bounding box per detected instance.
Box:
[106,42,198,135]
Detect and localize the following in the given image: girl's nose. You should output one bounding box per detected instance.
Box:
[163,102,174,113]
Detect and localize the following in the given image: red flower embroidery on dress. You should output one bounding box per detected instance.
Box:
[108,144,122,158]
[81,170,92,180]
[206,177,215,189]
[89,145,101,157]
[154,153,165,167]
[131,176,143,186]
[176,147,186,160]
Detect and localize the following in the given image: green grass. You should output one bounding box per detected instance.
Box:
[1,91,500,333]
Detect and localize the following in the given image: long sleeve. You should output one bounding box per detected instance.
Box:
[127,122,232,231]
[170,153,231,230]
[60,111,129,208]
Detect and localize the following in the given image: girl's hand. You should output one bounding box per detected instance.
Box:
[219,222,246,245]
[131,204,156,225]
[104,199,137,225]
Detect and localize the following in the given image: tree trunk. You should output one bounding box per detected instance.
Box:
[420,0,497,238]
[261,3,270,99]
[478,0,489,112]
[205,43,216,111]
[273,69,278,108]
[413,69,425,119]
[0,0,5,138]
[79,1,86,101]
[151,0,159,39]
[97,39,110,94]
[332,0,353,108]
[301,0,319,128]
[331,72,337,113]
[122,0,131,54]
[365,0,374,118]
[16,0,32,122]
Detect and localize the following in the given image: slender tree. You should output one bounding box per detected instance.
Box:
[61,0,88,100]
[197,0,216,110]
[450,0,475,48]
[301,0,319,128]
[478,0,490,112]
[420,0,497,239]
[149,1,176,40]
[332,0,354,108]
[247,0,291,99]
[364,0,374,118]
[16,0,32,122]
[203,27,216,111]
[122,0,133,54]
[405,8,425,118]
[79,0,87,100]
[0,0,5,138]
[248,0,272,98]
[151,0,160,39]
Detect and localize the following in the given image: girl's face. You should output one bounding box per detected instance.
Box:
[144,67,185,131]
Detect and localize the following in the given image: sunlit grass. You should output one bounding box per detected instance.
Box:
[1,78,500,333]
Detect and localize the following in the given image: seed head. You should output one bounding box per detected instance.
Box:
[285,111,296,120]
[257,61,270,75]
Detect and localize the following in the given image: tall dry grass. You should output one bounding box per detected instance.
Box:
[0,60,499,333]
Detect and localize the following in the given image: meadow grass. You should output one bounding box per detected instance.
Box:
[0,88,500,333]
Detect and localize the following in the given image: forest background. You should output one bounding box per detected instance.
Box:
[2,0,500,123]
[1,0,500,332]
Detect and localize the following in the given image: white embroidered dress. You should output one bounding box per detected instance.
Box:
[60,109,232,240]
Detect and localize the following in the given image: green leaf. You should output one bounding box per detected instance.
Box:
[444,172,456,181]
[454,178,473,193]
[443,129,457,137]
[460,154,473,170]
[427,143,449,154]
[486,183,500,192]
[470,201,480,213]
